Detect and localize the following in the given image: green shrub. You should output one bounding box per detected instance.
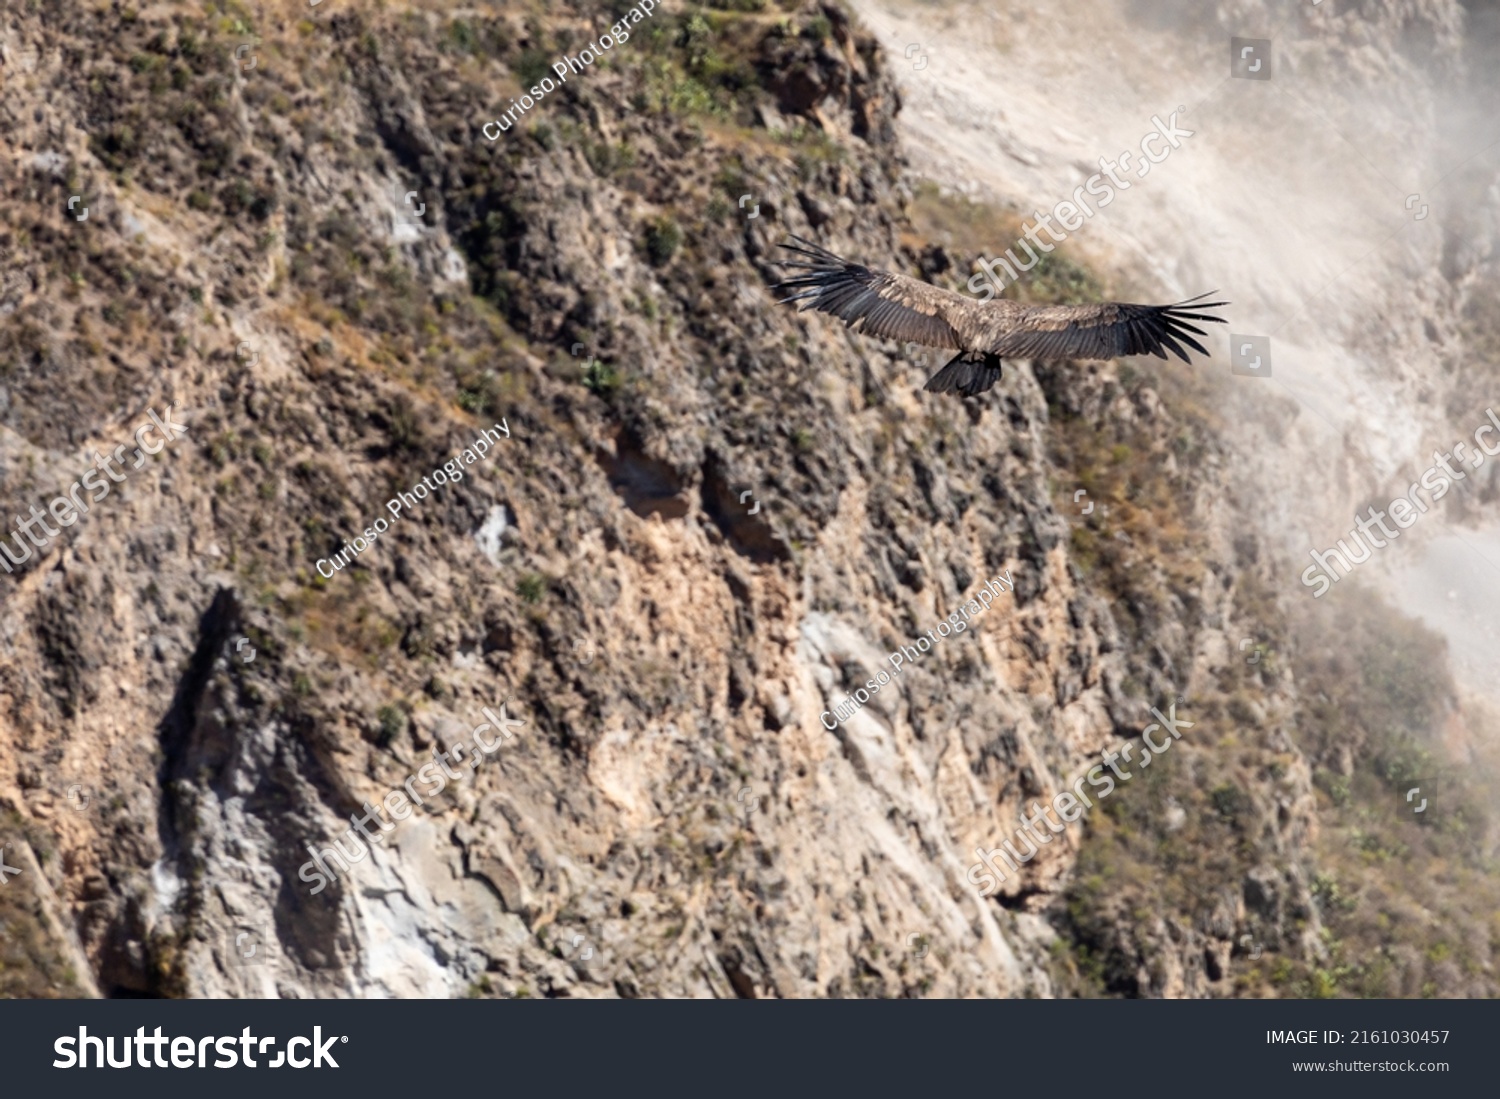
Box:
[583,359,621,398]
[388,397,421,451]
[457,370,502,416]
[1210,783,1251,819]
[448,19,479,53]
[375,704,406,747]
[513,48,552,86]
[644,216,682,266]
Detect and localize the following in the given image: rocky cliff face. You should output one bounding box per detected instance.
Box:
[853,0,1500,999]
[0,0,1494,999]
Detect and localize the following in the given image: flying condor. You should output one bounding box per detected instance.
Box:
[773,235,1228,397]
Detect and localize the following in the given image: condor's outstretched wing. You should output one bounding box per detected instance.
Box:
[981,295,1228,363]
[774,235,962,350]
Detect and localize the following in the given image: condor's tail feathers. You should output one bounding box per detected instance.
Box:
[924,351,1004,397]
